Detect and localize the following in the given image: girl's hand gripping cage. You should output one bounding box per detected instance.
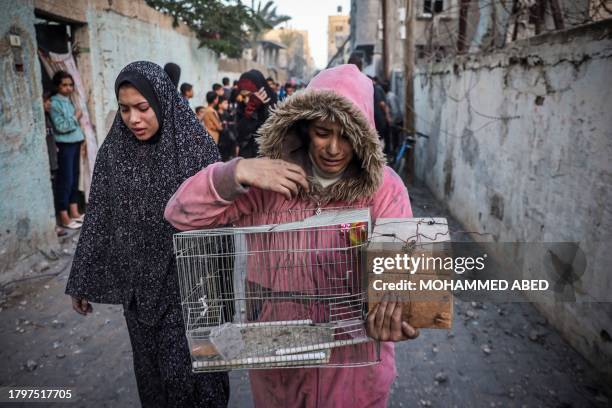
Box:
[173,208,380,372]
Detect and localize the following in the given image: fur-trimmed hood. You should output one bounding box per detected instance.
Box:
[256,64,386,204]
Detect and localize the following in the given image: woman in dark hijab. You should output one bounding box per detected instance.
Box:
[65,61,228,408]
[164,62,181,89]
[235,69,277,158]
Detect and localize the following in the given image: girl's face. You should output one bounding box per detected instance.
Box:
[219,100,229,111]
[308,119,354,175]
[118,85,160,141]
[43,98,52,113]
[58,77,74,96]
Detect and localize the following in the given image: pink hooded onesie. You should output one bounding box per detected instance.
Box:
[165,64,413,407]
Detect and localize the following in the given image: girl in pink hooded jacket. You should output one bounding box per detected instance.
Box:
[165,64,419,407]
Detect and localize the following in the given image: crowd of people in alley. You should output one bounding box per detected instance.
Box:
[44,56,404,238]
[174,69,302,161]
[164,55,403,165]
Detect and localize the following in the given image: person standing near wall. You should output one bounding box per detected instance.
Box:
[371,76,391,155]
[195,106,206,124]
[164,62,181,89]
[235,69,277,158]
[216,96,237,161]
[65,61,228,408]
[180,82,194,106]
[383,81,403,156]
[212,83,224,99]
[43,91,66,237]
[49,71,84,230]
[203,91,222,144]
[222,77,232,100]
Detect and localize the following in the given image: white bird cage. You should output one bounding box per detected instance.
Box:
[173,208,380,372]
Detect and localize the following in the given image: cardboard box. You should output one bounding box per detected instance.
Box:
[365,218,453,329]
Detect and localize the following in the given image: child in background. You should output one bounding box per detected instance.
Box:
[43,91,66,237]
[49,70,84,230]
[203,91,222,144]
[180,82,194,105]
[195,106,206,123]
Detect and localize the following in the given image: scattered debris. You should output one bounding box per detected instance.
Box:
[528,330,546,343]
[8,290,23,299]
[51,320,65,329]
[34,261,50,273]
[25,359,38,371]
[434,371,448,384]
[481,344,492,355]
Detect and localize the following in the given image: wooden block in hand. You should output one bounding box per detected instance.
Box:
[365,218,453,329]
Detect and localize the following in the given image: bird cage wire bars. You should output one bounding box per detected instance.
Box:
[173,208,381,372]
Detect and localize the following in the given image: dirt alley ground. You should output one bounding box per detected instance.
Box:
[0,182,610,407]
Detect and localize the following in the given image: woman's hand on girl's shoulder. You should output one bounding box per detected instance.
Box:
[235,158,309,200]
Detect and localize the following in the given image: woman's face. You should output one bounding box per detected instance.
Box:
[219,100,229,111]
[308,119,354,175]
[58,77,74,96]
[118,85,160,141]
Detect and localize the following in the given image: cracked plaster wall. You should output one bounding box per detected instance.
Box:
[0,0,58,274]
[412,20,612,377]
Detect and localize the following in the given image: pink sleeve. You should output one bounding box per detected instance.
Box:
[371,166,413,220]
[164,158,261,230]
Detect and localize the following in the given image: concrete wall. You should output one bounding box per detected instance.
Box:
[412,20,612,376]
[0,0,57,273]
[1,0,222,275]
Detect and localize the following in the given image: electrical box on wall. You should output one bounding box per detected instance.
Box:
[8,32,24,72]
[9,34,21,47]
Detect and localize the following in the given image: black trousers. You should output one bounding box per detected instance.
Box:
[56,141,81,211]
[124,301,229,408]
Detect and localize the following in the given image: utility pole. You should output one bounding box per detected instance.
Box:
[457,0,470,53]
[381,0,389,81]
[403,0,416,183]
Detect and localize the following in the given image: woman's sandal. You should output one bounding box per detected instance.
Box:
[63,221,82,230]
[71,215,85,223]
[55,226,68,237]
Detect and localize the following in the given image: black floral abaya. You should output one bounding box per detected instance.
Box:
[66,61,228,407]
